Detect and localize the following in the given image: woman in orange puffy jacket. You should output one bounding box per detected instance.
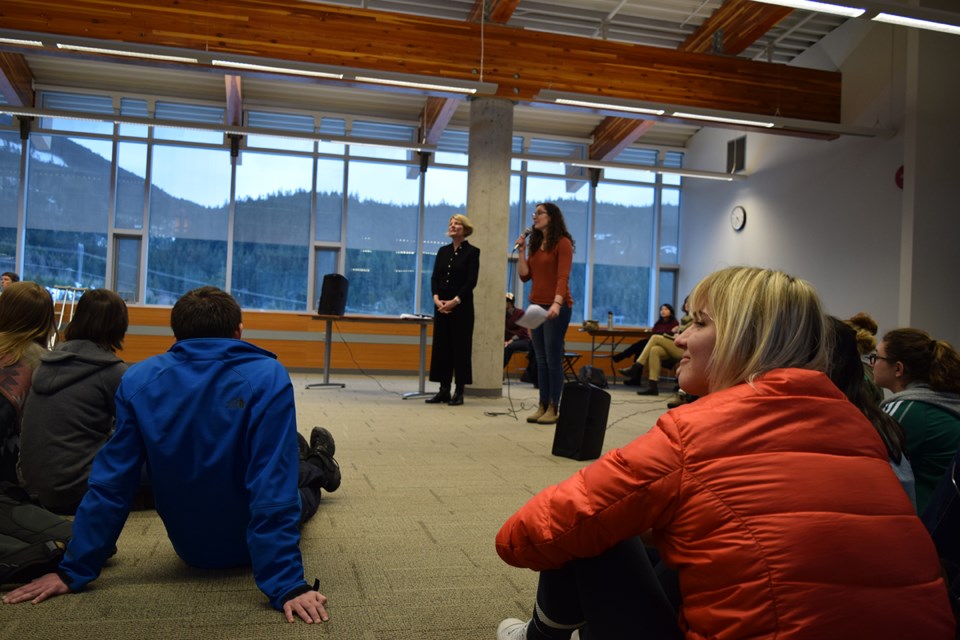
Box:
[496,266,954,640]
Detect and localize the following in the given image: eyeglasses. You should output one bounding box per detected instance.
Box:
[867,353,896,365]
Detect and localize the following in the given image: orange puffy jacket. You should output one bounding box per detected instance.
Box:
[496,368,955,639]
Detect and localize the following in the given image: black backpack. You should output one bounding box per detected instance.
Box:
[577,365,608,389]
[0,483,73,586]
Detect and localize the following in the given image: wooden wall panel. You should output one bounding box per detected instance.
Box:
[118,307,596,374]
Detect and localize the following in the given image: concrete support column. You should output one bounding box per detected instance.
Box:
[900,6,960,345]
[466,97,514,397]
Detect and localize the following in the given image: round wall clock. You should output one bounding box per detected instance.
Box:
[730,205,746,231]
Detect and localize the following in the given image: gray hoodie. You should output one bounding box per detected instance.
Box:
[18,339,127,512]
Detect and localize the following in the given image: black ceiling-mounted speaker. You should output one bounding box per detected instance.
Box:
[727,136,746,174]
[318,274,349,316]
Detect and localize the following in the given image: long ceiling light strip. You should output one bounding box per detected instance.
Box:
[353,75,480,94]
[554,98,665,116]
[750,0,865,18]
[672,111,776,128]
[55,43,199,64]
[211,60,343,80]
[873,13,960,36]
[0,37,43,47]
[537,90,892,138]
[751,0,960,36]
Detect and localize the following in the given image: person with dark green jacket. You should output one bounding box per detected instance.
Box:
[874,328,960,513]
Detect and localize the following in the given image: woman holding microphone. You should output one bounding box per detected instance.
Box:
[516,202,575,425]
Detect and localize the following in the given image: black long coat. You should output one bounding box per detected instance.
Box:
[429,241,480,386]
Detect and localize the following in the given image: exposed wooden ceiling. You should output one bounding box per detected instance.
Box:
[0,0,852,154]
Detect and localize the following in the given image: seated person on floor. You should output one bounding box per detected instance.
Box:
[613,303,678,367]
[504,292,537,385]
[0,282,55,485]
[18,289,130,515]
[3,286,341,625]
[495,266,953,640]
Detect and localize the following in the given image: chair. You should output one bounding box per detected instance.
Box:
[562,352,581,382]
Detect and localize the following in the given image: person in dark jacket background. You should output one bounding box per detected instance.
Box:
[426,214,480,406]
[18,289,129,514]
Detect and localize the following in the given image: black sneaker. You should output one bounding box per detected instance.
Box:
[297,433,311,460]
[309,427,341,492]
[310,426,336,457]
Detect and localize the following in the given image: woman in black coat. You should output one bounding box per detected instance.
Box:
[426,214,480,406]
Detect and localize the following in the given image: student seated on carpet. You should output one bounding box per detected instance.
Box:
[2,286,341,624]
[495,266,954,640]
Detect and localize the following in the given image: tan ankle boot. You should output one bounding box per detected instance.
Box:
[537,403,559,424]
[526,403,547,423]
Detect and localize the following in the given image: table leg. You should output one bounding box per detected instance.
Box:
[307,318,346,390]
[403,321,432,399]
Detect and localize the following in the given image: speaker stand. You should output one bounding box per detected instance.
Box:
[307,318,345,390]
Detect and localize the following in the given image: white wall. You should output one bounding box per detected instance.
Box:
[679,20,960,345]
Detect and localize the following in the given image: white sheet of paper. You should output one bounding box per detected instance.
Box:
[515,304,548,330]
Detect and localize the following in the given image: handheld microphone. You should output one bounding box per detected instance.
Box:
[513,228,531,252]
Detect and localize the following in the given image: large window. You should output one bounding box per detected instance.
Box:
[147,145,230,304]
[25,135,110,288]
[0,132,20,274]
[233,151,313,310]
[345,159,419,314]
[593,182,656,325]
[1,91,683,321]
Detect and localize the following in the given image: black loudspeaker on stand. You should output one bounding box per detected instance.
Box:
[551,381,611,461]
[318,274,349,316]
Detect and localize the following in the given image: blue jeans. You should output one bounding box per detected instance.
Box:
[531,304,572,407]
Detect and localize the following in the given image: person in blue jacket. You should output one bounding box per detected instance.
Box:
[2,286,341,624]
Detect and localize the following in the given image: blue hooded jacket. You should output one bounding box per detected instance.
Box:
[59,338,308,609]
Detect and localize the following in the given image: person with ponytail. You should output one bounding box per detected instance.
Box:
[873,328,960,513]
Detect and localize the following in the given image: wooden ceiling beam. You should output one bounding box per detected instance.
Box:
[0,51,34,106]
[224,74,243,127]
[420,96,461,146]
[469,0,523,23]
[589,117,656,161]
[0,0,840,122]
[681,0,793,55]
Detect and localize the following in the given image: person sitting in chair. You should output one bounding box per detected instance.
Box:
[504,293,537,386]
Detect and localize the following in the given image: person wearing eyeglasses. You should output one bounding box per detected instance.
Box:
[515,203,575,425]
[496,267,953,640]
[873,328,960,513]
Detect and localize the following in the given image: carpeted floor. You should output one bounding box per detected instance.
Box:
[1,374,668,639]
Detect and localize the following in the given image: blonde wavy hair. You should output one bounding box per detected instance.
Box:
[688,266,827,392]
[450,214,474,237]
[0,281,55,367]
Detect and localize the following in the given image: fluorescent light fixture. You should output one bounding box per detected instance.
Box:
[554,98,664,116]
[354,75,483,94]
[672,111,776,128]
[872,12,960,36]
[56,43,198,64]
[211,60,343,79]
[0,37,43,47]
[750,0,865,18]
[567,160,744,182]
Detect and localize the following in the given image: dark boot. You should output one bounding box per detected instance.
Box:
[637,380,660,396]
[425,386,451,404]
[448,385,464,406]
[307,426,340,492]
[619,363,643,379]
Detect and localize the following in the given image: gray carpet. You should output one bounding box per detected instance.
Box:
[1,374,666,639]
